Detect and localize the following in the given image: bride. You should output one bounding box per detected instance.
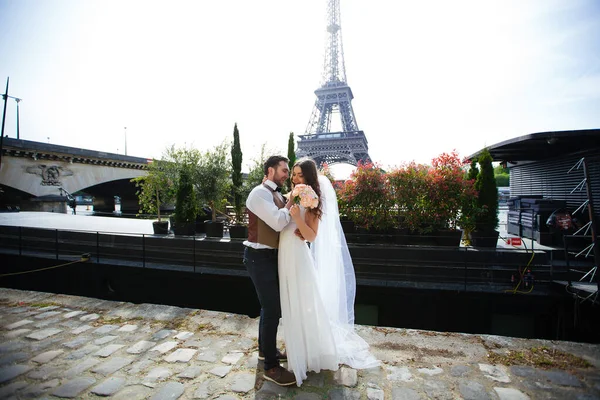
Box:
[278,158,380,386]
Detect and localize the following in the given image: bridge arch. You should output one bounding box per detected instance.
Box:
[0,137,148,212]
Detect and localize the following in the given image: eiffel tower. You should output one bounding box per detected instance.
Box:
[296,0,371,166]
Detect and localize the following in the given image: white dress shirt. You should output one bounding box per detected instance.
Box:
[243,180,291,249]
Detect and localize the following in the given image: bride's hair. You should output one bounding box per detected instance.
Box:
[293,158,323,220]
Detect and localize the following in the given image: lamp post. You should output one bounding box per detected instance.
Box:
[0,77,9,169]
[0,77,23,141]
[124,127,127,156]
[15,98,21,139]
[4,96,23,138]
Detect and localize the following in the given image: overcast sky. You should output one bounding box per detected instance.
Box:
[1,0,599,176]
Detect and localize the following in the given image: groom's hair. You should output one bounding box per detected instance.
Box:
[263,155,289,175]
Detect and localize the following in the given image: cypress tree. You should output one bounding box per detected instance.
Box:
[467,159,479,181]
[174,167,196,223]
[475,148,498,231]
[231,123,243,223]
[286,132,296,191]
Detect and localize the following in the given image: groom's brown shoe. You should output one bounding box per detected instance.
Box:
[263,366,296,386]
[258,349,287,362]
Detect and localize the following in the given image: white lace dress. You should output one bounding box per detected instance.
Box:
[278,206,339,386]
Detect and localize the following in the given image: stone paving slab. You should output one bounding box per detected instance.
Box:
[5,319,34,330]
[128,340,157,354]
[0,287,599,399]
[25,328,62,340]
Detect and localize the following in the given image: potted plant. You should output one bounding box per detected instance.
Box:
[458,159,480,245]
[387,161,430,243]
[229,123,248,239]
[387,152,475,246]
[339,161,394,243]
[471,148,500,247]
[172,167,198,236]
[197,142,232,238]
[161,145,203,235]
[131,159,173,234]
[426,151,475,246]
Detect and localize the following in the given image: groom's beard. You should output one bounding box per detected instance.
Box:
[272,175,287,187]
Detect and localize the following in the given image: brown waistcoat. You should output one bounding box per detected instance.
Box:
[247,185,286,248]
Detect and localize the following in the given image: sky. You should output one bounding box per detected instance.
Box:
[1,0,599,178]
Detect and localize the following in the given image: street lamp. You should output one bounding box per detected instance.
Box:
[0,76,23,170]
[15,98,21,139]
[124,127,127,156]
[0,80,22,140]
[0,77,9,169]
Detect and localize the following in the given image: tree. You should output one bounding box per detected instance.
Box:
[286,132,296,192]
[173,166,197,224]
[494,164,509,187]
[458,158,481,241]
[494,164,509,175]
[241,143,276,201]
[197,142,232,222]
[475,148,499,231]
[468,159,479,181]
[131,159,173,222]
[161,144,202,194]
[495,174,509,187]
[231,123,244,224]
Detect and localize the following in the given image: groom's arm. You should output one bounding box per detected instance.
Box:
[246,188,290,232]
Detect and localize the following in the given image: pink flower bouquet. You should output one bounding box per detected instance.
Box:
[291,184,319,209]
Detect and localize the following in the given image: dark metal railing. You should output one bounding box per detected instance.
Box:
[0,224,559,293]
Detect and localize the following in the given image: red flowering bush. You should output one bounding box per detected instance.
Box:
[427,151,478,231]
[387,162,430,232]
[336,161,394,231]
[387,151,478,234]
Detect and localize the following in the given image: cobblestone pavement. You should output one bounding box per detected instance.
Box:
[0,288,599,399]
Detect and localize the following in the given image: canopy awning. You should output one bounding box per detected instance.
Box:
[468,129,600,162]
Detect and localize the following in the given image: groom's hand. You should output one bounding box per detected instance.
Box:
[294,228,305,240]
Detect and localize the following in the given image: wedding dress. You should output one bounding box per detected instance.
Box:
[278,205,339,386]
[278,175,380,386]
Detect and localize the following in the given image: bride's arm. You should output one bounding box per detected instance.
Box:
[290,205,319,242]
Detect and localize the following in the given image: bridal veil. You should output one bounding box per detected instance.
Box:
[311,175,380,369]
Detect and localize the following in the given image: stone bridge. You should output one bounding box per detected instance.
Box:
[0,137,148,213]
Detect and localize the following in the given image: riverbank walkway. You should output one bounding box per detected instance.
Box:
[0,287,599,399]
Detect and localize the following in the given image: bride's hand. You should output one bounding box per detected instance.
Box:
[289,204,301,221]
[285,195,294,210]
[294,228,305,240]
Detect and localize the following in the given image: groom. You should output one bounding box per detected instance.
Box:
[243,155,296,386]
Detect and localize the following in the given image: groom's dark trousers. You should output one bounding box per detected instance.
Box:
[243,246,281,371]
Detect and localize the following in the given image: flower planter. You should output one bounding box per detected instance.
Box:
[404,233,438,246]
[172,222,195,236]
[195,220,206,234]
[152,221,169,235]
[434,229,463,247]
[471,230,499,248]
[229,224,248,240]
[340,220,355,234]
[205,221,224,238]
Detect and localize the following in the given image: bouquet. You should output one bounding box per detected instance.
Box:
[291,184,319,209]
